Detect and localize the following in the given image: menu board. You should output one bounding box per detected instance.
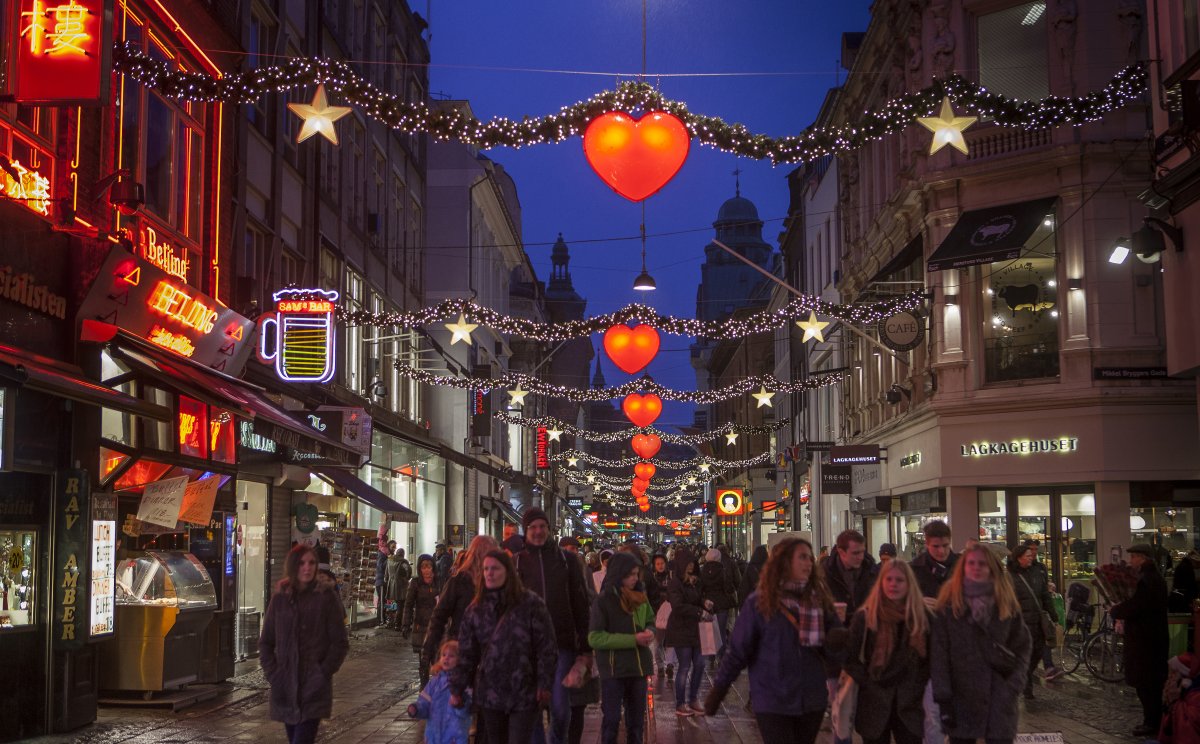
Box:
[91,493,118,637]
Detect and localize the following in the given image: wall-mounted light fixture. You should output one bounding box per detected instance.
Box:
[1067,277,1083,291]
[943,292,958,306]
[1108,238,1132,264]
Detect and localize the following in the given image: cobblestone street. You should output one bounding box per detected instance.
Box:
[21,627,1147,744]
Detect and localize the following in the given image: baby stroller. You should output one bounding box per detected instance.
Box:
[1065,581,1095,635]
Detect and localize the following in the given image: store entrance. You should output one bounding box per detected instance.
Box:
[977,486,1097,589]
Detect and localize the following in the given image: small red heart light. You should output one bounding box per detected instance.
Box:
[583,111,690,202]
[631,433,661,459]
[657,517,667,525]
[634,462,656,479]
[604,324,660,375]
[633,487,646,498]
[639,503,650,512]
[622,393,663,428]
[633,476,650,491]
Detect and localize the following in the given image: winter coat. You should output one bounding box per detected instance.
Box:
[664,577,704,648]
[1171,554,1199,613]
[700,561,738,613]
[1111,560,1169,688]
[449,587,557,712]
[820,551,878,613]
[423,571,477,661]
[649,568,671,612]
[911,550,958,599]
[375,550,389,588]
[385,556,412,602]
[403,575,440,648]
[435,552,453,589]
[259,574,349,725]
[1010,561,1057,646]
[720,551,744,602]
[930,604,1031,740]
[411,670,472,744]
[844,608,930,740]
[739,545,768,602]
[714,591,844,717]
[588,552,655,679]
[515,541,591,653]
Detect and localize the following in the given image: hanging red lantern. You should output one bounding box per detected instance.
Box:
[633,462,657,480]
[622,393,663,428]
[583,111,690,202]
[603,324,660,375]
[630,433,662,459]
[632,476,650,491]
[639,503,651,512]
[657,517,667,526]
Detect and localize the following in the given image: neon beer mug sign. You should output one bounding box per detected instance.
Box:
[257,289,339,383]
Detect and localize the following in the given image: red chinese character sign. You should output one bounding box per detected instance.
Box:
[16,0,113,104]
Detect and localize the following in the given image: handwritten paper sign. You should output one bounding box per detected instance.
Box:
[136,476,188,528]
[178,476,220,526]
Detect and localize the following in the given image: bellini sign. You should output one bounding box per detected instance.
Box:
[960,438,1079,457]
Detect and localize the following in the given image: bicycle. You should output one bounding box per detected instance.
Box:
[1081,607,1124,682]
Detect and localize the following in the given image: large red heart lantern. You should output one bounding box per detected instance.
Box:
[583,111,690,202]
[634,462,656,479]
[604,324,660,375]
[633,476,650,491]
[630,433,661,459]
[622,393,663,428]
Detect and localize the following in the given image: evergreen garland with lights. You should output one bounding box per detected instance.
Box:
[112,42,1147,165]
[491,411,788,444]
[553,450,768,469]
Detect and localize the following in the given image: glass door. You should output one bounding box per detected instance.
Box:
[235,480,268,658]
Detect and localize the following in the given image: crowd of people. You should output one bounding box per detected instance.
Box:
[258,514,1179,744]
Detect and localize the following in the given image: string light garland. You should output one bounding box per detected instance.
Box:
[395,363,847,403]
[348,295,923,342]
[112,43,1146,166]
[567,469,710,496]
[552,450,768,469]
[491,412,789,444]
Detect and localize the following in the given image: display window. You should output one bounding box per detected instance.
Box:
[177,396,208,459]
[1130,507,1197,576]
[895,513,949,560]
[978,486,1096,586]
[0,529,36,629]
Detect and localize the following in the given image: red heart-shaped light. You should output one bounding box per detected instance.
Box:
[583,111,690,202]
[639,503,650,512]
[633,476,650,491]
[622,393,663,428]
[634,462,656,479]
[631,433,662,459]
[633,487,646,498]
[604,324,660,375]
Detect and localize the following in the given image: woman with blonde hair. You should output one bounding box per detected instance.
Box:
[423,534,499,662]
[930,545,1030,744]
[704,537,845,743]
[844,559,930,744]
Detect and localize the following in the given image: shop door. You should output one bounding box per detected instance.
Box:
[235,481,268,659]
[996,487,1094,589]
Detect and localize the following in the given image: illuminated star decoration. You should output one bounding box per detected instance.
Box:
[287,84,353,145]
[698,462,711,473]
[725,431,739,446]
[751,386,775,408]
[546,429,563,442]
[508,385,529,406]
[566,456,579,467]
[916,97,978,155]
[444,313,478,345]
[587,474,596,484]
[796,311,830,343]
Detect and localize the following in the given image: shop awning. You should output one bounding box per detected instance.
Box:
[485,497,523,525]
[0,343,171,421]
[311,466,418,522]
[927,197,1057,272]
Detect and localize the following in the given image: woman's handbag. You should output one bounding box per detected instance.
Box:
[831,622,868,742]
[1017,574,1058,640]
[655,601,672,629]
[699,617,719,656]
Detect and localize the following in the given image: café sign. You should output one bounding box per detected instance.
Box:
[878,310,925,352]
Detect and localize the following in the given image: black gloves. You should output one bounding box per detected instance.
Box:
[703,685,729,716]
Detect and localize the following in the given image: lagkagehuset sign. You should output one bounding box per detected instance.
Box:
[960,438,1078,457]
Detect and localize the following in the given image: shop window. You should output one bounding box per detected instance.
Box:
[1059,492,1096,582]
[977,2,1048,103]
[978,489,1007,546]
[112,458,172,491]
[101,351,136,446]
[140,386,172,451]
[0,529,36,629]
[983,220,1059,382]
[100,446,132,485]
[177,396,209,459]
[209,408,236,465]
[344,270,363,392]
[1130,507,1197,574]
[245,12,275,135]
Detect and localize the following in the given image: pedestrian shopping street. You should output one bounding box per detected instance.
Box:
[23,626,1142,744]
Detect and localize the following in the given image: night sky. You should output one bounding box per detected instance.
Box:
[427,1,873,428]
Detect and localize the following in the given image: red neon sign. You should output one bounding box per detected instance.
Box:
[536,427,550,469]
[16,0,112,104]
[148,281,217,334]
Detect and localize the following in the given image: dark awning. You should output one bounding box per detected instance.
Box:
[312,466,418,522]
[0,343,171,421]
[484,497,523,525]
[927,197,1057,272]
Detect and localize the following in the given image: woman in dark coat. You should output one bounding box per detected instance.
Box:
[448,549,557,744]
[423,535,499,661]
[845,559,930,744]
[259,544,349,744]
[701,547,738,657]
[664,547,707,716]
[704,537,844,744]
[930,544,1030,744]
[1112,543,1170,738]
[403,554,440,687]
[1009,543,1061,696]
[739,545,768,602]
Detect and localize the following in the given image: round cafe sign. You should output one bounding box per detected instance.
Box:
[878,310,925,352]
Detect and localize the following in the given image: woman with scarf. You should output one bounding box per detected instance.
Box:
[588,551,655,744]
[704,537,845,743]
[423,535,500,661]
[403,554,440,687]
[664,547,707,716]
[931,544,1030,744]
[844,559,930,744]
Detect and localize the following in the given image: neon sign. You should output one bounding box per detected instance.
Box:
[257,288,339,383]
[148,281,217,333]
[1,158,52,215]
[139,226,191,283]
[22,1,92,55]
[536,427,550,469]
[15,0,110,104]
[147,325,196,357]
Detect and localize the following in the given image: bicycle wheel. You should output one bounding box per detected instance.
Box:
[1050,626,1083,674]
[1083,630,1125,682]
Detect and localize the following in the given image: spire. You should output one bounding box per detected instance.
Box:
[592,347,607,389]
[733,167,743,197]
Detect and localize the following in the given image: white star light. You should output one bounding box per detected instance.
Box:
[752,386,775,408]
[508,386,529,406]
[698,462,711,473]
[566,457,579,467]
[725,431,739,446]
[916,97,978,155]
[287,84,353,145]
[796,311,830,343]
[586,474,596,484]
[547,429,563,442]
[444,313,478,345]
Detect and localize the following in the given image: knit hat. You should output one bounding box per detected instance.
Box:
[522,507,549,530]
[559,535,581,549]
[1127,543,1155,557]
[879,543,897,557]
[705,547,722,563]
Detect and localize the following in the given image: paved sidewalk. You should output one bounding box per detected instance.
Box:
[26,627,1146,744]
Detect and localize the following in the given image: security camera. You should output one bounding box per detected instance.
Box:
[108,181,145,216]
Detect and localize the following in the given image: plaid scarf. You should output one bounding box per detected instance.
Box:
[779,581,825,647]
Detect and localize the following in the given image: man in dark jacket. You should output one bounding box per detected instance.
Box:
[516,507,591,744]
[1113,543,1170,737]
[819,529,876,615]
[739,545,768,601]
[910,520,957,602]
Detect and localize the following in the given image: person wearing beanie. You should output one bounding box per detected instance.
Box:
[515,505,591,744]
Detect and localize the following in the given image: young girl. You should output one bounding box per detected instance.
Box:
[407,639,472,744]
